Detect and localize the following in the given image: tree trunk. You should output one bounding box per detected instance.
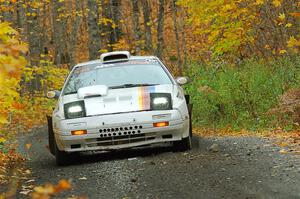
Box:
[16,0,26,32]
[52,0,69,65]
[27,4,41,67]
[171,0,182,75]
[110,0,122,42]
[156,0,165,59]
[131,0,141,54]
[100,0,110,51]
[26,2,42,92]
[40,2,50,58]
[142,0,153,52]
[87,0,101,59]
[178,7,187,68]
[69,1,83,66]
[101,0,122,51]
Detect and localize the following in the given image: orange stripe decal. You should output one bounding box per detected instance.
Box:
[138,87,151,110]
[138,87,143,110]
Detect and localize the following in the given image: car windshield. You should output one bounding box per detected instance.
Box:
[63,60,172,95]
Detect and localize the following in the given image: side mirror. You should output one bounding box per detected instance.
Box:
[46,90,61,99]
[176,77,191,85]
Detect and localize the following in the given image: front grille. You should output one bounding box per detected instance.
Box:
[99,125,143,137]
[86,125,155,147]
[86,132,156,147]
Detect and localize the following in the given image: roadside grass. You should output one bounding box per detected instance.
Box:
[184,57,300,131]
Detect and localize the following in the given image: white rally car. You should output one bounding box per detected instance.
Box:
[47,51,193,165]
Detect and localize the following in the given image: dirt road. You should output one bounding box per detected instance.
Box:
[17,128,300,199]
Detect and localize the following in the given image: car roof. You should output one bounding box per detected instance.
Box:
[74,55,158,68]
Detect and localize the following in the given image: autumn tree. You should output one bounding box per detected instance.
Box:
[178,0,300,61]
[110,0,122,42]
[16,0,26,33]
[131,0,141,54]
[87,0,101,60]
[1,0,298,74]
[52,0,69,65]
[27,1,42,67]
[142,0,153,52]
[171,0,182,74]
[156,0,165,59]
[68,1,83,67]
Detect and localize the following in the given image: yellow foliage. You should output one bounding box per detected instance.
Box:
[0,23,68,141]
[255,0,264,5]
[111,39,129,51]
[278,13,285,21]
[0,22,27,125]
[0,137,5,144]
[178,0,257,58]
[10,62,69,132]
[177,0,298,60]
[285,23,293,28]
[272,0,281,7]
[287,36,300,48]
[279,49,287,54]
[99,17,114,26]
[31,179,71,199]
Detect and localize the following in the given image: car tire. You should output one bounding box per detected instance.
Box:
[54,139,70,166]
[173,135,192,152]
[47,116,55,156]
[188,104,193,138]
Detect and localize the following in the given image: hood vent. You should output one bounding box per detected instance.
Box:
[100,51,130,63]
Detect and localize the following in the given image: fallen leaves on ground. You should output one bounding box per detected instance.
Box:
[0,147,27,198]
[193,128,251,137]
[31,179,72,199]
[25,143,32,150]
[268,131,300,155]
[194,127,300,154]
[0,148,25,185]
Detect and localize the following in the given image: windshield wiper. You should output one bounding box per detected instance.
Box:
[109,83,158,89]
[64,91,77,95]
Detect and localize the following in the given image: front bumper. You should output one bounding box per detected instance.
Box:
[53,110,189,152]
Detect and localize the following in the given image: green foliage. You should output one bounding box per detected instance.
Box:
[0,138,4,153]
[184,57,300,130]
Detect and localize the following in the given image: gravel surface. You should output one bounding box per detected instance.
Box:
[17,128,300,199]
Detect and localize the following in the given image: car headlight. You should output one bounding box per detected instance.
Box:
[64,101,86,119]
[150,93,172,110]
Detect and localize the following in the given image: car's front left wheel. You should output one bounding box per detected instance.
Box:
[47,116,55,156]
[173,134,192,152]
[54,139,71,166]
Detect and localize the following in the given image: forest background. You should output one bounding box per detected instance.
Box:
[0,0,300,187]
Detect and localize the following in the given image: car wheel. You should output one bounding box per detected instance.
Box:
[54,139,70,166]
[188,104,193,137]
[47,116,55,156]
[173,135,192,152]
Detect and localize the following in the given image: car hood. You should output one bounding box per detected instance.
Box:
[62,84,174,116]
